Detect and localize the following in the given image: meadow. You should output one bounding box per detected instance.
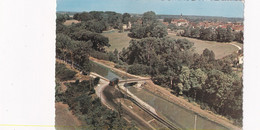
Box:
[102,30,242,59]
[102,30,132,52]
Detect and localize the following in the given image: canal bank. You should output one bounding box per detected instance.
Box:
[89,57,241,130]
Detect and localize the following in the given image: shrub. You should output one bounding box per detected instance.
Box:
[56,62,77,81]
[127,64,150,75]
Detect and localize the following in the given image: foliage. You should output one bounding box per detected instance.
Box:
[128,11,168,38]
[71,30,110,51]
[181,26,237,43]
[234,31,244,43]
[121,35,242,124]
[56,13,70,24]
[163,18,172,23]
[56,79,134,129]
[127,64,151,75]
[56,33,92,72]
[56,62,76,81]
[122,13,131,24]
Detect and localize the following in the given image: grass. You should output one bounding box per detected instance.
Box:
[167,33,243,59]
[102,30,132,52]
[101,30,243,59]
[63,20,80,26]
[55,102,81,130]
[128,87,229,130]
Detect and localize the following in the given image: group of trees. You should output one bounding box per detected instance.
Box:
[56,33,92,72]
[56,11,243,126]
[181,26,243,43]
[118,11,242,125]
[55,75,136,129]
[56,12,140,129]
[128,11,168,38]
[56,13,70,24]
[56,12,115,73]
[73,11,133,32]
[56,62,77,81]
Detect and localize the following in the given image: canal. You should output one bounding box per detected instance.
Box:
[90,60,229,130]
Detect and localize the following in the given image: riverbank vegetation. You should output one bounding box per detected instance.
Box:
[55,63,136,129]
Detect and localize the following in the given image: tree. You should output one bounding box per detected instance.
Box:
[142,11,157,25]
[78,12,94,21]
[71,30,110,51]
[234,31,243,43]
[202,48,215,61]
[150,22,168,38]
[163,18,172,23]
[56,13,69,24]
[190,69,207,100]
[178,66,192,95]
[200,27,215,41]
[190,27,200,38]
[176,39,194,51]
[89,11,103,21]
[105,11,123,29]
[225,26,235,42]
[168,23,177,31]
[128,23,147,38]
[122,13,131,24]
[129,11,167,39]
[84,20,108,33]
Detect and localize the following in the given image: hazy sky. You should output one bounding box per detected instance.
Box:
[57,0,244,18]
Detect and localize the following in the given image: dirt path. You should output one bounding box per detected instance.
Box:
[230,43,242,50]
[167,33,243,59]
[89,57,241,130]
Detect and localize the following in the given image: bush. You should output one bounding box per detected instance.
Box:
[56,62,77,81]
[94,77,100,85]
[90,51,109,60]
[127,64,150,75]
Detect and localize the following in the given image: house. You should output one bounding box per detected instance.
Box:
[171,19,189,26]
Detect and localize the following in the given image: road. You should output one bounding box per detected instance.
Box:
[58,57,241,130]
[102,85,156,130]
[92,72,156,129]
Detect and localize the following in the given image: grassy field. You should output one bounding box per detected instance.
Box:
[168,33,243,59]
[101,30,242,59]
[102,30,132,52]
[55,102,81,130]
[63,20,80,26]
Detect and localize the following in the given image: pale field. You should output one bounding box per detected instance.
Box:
[168,33,243,59]
[63,20,81,26]
[102,30,132,52]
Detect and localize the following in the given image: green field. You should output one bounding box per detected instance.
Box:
[168,33,243,59]
[101,30,242,59]
[102,30,132,52]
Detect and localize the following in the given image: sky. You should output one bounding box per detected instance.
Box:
[57,0,244,18]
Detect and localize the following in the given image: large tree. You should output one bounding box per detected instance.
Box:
[71,30,110,51]
[129,11,167,38]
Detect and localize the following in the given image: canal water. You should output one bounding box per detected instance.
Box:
[91,61,229,130]
[90,60,122,80]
